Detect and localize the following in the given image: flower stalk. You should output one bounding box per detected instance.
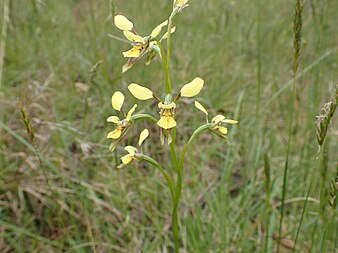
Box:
[155,38,172,95]
[106,1,237,252]
[166,16,173,82]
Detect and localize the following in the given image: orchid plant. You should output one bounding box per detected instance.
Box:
[107,1,237,251]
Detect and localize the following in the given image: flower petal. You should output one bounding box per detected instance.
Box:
[122,47,141,58]
[111,91,124,111]
[121,154,133,164]
[150,20,168,38]
[123,31,144,43]
[114,15,133,31]
[194,101,208,115]
[157,116,177,130]
[161,26,176,40]
[126,104,137,121]
[180,77,204,97]
[124,145,137,155]
[218,126,228,135]
[222,119,238,124]
[107,116,120,124]
[138,129,149,146]
[128,83,153,100]
[211,114,225,124]
[107,129,122,139]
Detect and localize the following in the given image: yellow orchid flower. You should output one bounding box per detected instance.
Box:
[107,91,137,140]
[118,129,149,168]
[128,77,204,144]
[106,104,137,139]
[128,77,204,130]
[194,101,238,136]
[120,146,137,166]
[128,83,177,130]
[113,15,176,73]
[157,102,177,130]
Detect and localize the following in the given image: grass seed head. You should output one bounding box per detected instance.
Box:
[19,102,35,144]
[316,88,337,146]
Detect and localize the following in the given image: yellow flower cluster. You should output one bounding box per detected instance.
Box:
[107,91,136,140]
[118,129,149,168]
[106,3,239,253]
[107,0,238,169]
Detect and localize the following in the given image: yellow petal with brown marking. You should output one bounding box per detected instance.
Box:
[107,129,122,139]
[122,47,141,58]
[157,116,177,130]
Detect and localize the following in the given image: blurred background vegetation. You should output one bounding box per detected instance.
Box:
[0,0,337,252]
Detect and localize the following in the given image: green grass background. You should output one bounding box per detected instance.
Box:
[0,0,337,252]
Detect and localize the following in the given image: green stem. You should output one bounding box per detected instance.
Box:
[166,16,173,77]
[139,155,175,202]
[255,0,262,118]
[277,63,298,253]
[167,129,179,252]
[0,0,10,91]
[155,39,172,94]
[178,124,212,169]
[131,113,157,123]
[277,109,293,253]
[82,97,89,129]
[171,202,179,253]
[172,124,211,252]
[169,128,179,171]
[292,150,321,252]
